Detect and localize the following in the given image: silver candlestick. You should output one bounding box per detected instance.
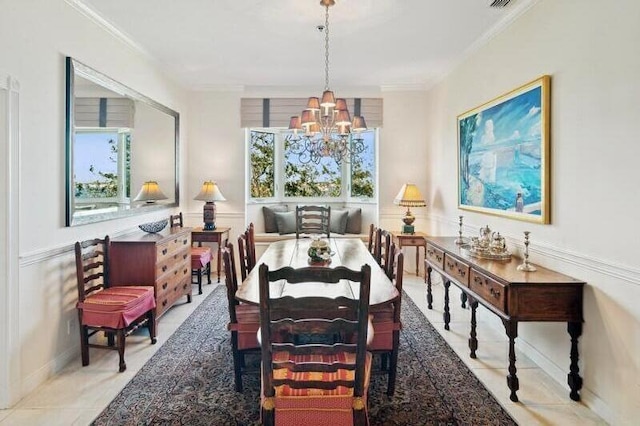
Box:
[454,215,465,245]
[517,231,537,272]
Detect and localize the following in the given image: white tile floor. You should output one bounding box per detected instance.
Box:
[0,273,607,425]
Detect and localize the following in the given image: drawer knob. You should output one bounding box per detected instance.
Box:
[183,254,188,260]
[162,300,168,307]
[183,239,188,245]
[162,248,168,255]
[490,288,500,298]
[162,265,167,272]
[162,282,168,290]
[174,270,178,275]
[437,255,442,261]
[474,276,482,284]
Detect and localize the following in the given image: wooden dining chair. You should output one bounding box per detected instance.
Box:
[367,224,378,256]
[237,223,256,281]
[295,205,331,239]
[376,228,391,268]
[170,212,212,295]
[258,263,372,426]
[222,242,260,392]
[75,236,156,372]
[368,248,404,396]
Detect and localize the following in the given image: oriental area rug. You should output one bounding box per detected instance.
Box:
[92,285,516,426]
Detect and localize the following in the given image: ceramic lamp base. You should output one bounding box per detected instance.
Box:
[402,224,415,234]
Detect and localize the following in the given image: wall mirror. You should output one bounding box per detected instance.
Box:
[65,57,179,226]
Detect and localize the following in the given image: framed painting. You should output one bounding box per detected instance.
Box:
[457,75,550,224]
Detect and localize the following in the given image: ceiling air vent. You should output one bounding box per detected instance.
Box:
[490,0,512,7]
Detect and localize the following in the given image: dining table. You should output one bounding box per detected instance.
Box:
[235,238,399,306]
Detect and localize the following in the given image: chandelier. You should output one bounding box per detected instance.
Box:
[286,0,367,165]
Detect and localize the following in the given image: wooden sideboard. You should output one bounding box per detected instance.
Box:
[424,237,585,402]
[110,227,193,332]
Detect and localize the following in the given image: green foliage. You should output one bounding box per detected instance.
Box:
[284,139,341,197]
[250,131,275,198]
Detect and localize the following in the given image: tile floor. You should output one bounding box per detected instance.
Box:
[0,272,607,425]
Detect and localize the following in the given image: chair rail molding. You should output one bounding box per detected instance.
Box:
[0,73,21,408]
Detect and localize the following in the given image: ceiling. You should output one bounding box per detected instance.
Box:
[74,0,534,91]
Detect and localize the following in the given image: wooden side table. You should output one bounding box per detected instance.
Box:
[191,227,230,283]
[391,231,427,276]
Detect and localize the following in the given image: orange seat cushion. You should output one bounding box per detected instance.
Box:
[191,246,212,269]
[262,352,372,425]
[77,286,156,329]
[230,303,260,349]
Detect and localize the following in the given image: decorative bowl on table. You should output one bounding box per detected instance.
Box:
[138,219,168,233]
[307,238,334,264]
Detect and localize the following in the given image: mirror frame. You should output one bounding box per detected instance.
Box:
[65,57,180,226]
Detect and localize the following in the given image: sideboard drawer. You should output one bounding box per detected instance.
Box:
[470,269,506,312]
[426,244,445,269]
[444,254,470,285]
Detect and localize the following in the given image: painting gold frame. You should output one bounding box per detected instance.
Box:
[457,75,550,224]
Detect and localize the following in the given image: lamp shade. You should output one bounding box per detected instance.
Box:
[393,184,426,207]
[134,181,168,203]
[194,181,226,202]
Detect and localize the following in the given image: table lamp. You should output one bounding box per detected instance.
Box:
[194,181,226,230]
[393,183,426,234]
[134,181,168,204]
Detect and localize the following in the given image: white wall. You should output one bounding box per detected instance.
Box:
[0,0,188,405]
[185,88,430,270]
[424,0,640,423]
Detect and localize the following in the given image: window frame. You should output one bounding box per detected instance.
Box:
[246,127,378,205]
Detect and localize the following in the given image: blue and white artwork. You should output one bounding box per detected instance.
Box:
[458,76,550,223]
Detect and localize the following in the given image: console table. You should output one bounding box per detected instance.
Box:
[191,227,230,283]
[424,237,585,402]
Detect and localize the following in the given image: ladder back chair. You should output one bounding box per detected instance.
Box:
[237,222,256,281]
[222,242,260,392]
[367,224,378,256]
[295,205,331,239]
[258,263,372,426]
[169,212,212,295]
[74,236,156,372]
[369,248,404,396]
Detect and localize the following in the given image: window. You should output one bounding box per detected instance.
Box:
[249,131,275,198]
[74,129,131,204]
[248,129,377,202]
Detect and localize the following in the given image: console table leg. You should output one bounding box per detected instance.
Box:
[469,297,478,358]
[503,319,519,402]
[425,265,433,309]
[443,279,451,330]
[567,321,583,401]
[460,291,467,309]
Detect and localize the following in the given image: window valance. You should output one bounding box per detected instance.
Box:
[240,97,383,129]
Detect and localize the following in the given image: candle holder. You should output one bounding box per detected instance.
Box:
[517,231,537,272]
[454,215,466,245]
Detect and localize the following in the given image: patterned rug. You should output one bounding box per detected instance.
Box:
[92,285,516,426]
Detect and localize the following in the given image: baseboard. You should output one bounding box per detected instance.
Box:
[20,345,78,402]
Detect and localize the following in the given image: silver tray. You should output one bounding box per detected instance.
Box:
[466,247,512,261]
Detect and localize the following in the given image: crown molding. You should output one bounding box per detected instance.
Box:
[380,84,428,92]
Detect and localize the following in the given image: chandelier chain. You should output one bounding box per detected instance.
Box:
[324,4,330,91]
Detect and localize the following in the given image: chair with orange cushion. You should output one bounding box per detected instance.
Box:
[222,242,260,392]
[170,212,212,295]
[75,236,156,372]
[258,263,372,426]
[368,247,404,396]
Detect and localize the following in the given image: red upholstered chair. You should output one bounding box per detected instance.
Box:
[222,242,260,392]
[170,212,212,295]
[74,236,156,372]
[368,247,404,396]
[258,264,372,426]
